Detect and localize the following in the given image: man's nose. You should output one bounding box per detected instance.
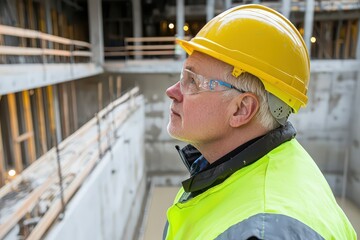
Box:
[166,81,183,102]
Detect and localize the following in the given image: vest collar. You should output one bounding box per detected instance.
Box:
[177,122,297,193]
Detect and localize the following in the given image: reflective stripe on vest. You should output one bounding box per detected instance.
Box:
[165,139,357,240]
[215,213,324,240]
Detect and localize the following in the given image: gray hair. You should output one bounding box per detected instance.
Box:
[222,67,281,131]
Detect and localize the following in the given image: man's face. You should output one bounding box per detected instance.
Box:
[166,52,234,145]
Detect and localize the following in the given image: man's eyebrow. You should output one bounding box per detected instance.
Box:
[184,66,193,71]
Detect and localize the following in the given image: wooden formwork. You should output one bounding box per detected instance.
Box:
[22,90,36,164]
[35,88,48,155]
[7,93,23,174]
[0,121,5,186]
[312,18,359,59]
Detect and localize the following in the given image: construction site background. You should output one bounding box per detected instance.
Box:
[0,0,359,239]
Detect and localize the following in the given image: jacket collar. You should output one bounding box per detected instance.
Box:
[177,122,297,193]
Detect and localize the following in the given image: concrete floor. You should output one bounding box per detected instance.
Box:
[141,187,360,239]
[141,187,179,240]
[337,197,360,235]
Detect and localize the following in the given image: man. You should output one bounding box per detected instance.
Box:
[163,4,356,240]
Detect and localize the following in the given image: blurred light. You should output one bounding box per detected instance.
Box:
[8,169,16,177]
[183,25,189,31]
[310,37,316,43]
[298,27,304,36]
[168,23,174,29]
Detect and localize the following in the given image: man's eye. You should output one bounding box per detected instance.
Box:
[187,77,200,91]
[189,77,196,85]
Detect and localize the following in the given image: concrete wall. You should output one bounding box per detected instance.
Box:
[291,69,357,196]
[0,64,103,95]
[348,72,360,206]
[44,97,145,240]
[75,74,111,127]
[115,60,360,204]
[120,73,187,174]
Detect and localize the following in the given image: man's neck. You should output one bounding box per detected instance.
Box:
[193,123,269,164]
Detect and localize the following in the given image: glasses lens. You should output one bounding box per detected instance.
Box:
[181,69,200,94]
[179,70,187,94]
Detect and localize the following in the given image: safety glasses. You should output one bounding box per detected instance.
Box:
[180,68,245,95]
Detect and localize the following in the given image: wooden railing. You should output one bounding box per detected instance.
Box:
[104,36,190,59]
[0,24,92,63]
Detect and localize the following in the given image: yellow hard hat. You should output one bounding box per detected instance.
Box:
[176,4,310,113]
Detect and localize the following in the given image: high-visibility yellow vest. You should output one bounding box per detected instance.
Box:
[165,139,357,239]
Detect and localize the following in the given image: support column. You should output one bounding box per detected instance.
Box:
[43,0,54,62]
[206,0,215,22]
[356,19,360,59]
[70,82,78,130]
[304,0,315,56]
[52,2,61,62]
[116,76,122,98]
[16,0,26,63]
[7,94,23,173]
[88,0,104,66]
[47,86,62,145]
[224,0,232,10]
[176,0,185,60]
[98,82,103,112]
[132,0,143,60]
[59,84,70,138]
[0,121,6,186]
[44,0,53,34]
[22,91,36,163]
[52,86,62,143]
[281,0,291,19]
[109,76,114,102]
[36,88,47,154]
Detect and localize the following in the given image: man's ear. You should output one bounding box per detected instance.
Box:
[229,93,259,127]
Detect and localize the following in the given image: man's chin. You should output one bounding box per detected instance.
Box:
[167,126,186,141]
